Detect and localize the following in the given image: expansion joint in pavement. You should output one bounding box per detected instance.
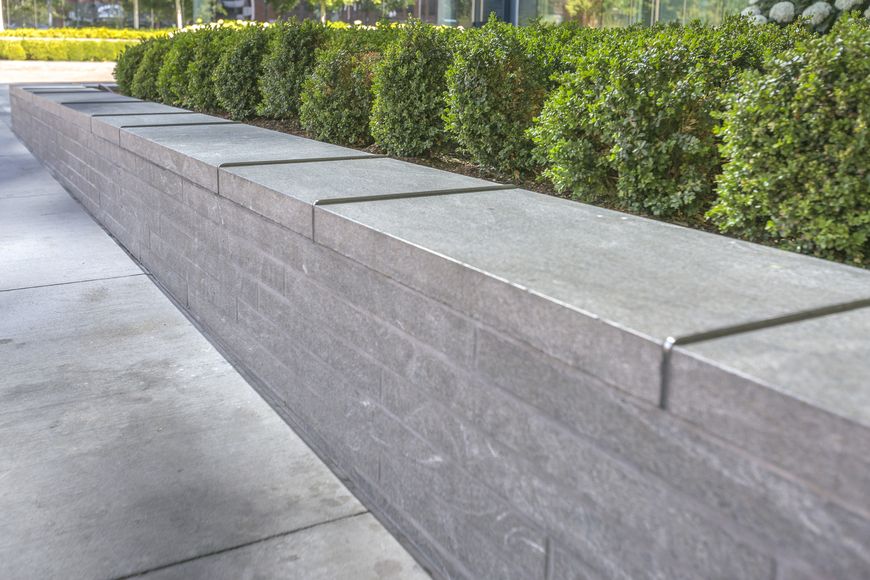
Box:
[113,509,371,580]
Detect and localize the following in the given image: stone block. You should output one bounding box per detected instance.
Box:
[374,406,548,580]
[91,111,222,144]
[121,124,369,192]
[317,189,870,402]
[219,157,502,238]
[670,307,870,515]
[380,351,776,579]
[475,328,870,578]
[300,242,476,368]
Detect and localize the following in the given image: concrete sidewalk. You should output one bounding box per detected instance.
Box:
[0,87,428,579]
[0,61,115,84]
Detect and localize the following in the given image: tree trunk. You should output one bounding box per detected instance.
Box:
[176,0,183,27]
[320,0,326,22]
[0,0,5,31]
[134,0,139,28]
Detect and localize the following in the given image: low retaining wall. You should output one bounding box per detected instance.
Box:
[11,85,870,580]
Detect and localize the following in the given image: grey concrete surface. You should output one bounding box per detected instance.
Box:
[34,90,140,104]
[0,61,115,84]
[220,157,505,238]
[0,87,428,580]
[0,182,142,290]
[138,513,426,580]
[121,123,370,191]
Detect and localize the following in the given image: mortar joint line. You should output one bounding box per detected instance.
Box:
[309,184,516,240]
[218,154,386,169]
[59,99,143,105]
[91,111,194,118]
[658,296,870,410]
[119,121,240,129]
[312,183,516,206]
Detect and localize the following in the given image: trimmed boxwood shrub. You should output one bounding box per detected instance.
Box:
[131,38,172,100]
[259,19,331,119]
[444,19,572,176]
[299,27,395,147]
[531,19,809,220]
[370,20,456,157]
[711,15,870,266]
[214,25,274,119]
[185,27,237,112]
[157,31,201,106]
[115,41,150,94]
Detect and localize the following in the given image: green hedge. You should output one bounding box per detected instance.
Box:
[531,19,810,220]
[114,42,149,94]
[371,20,456,157]
[214,24,274,119]
[0,38,136,61]
[0,27,164,40]
[711,14,870,266]
[130,38,172,100]
[113,18,870,267]
[299,27,395,147]
[259,19,331,119]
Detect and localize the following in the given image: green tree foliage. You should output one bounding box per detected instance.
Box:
[157,29,200,106]
[185,26,236,112]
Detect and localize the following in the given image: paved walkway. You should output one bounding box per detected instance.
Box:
[0,61,116,84]
[0,85,428,579]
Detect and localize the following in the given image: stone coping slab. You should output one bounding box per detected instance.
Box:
[316,188,870,401]
[35,91,140,104]
[220,157,509,238]
[670,307,870,511]
[92,112,234,145]
[70,100,187,117]
[120,123,372,192]
[674,307,870,428]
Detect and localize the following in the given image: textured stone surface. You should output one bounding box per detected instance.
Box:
[317,189,870,399]
[34,90,139,103]
[92,113,233,144]
[220,157,502,235]
[121,124,369,191]
[670,307,870,513]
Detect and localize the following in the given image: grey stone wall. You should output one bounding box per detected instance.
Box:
[11,85,870,580]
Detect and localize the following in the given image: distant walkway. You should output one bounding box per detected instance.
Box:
[0,61,115,84]
[0,87,428,579]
